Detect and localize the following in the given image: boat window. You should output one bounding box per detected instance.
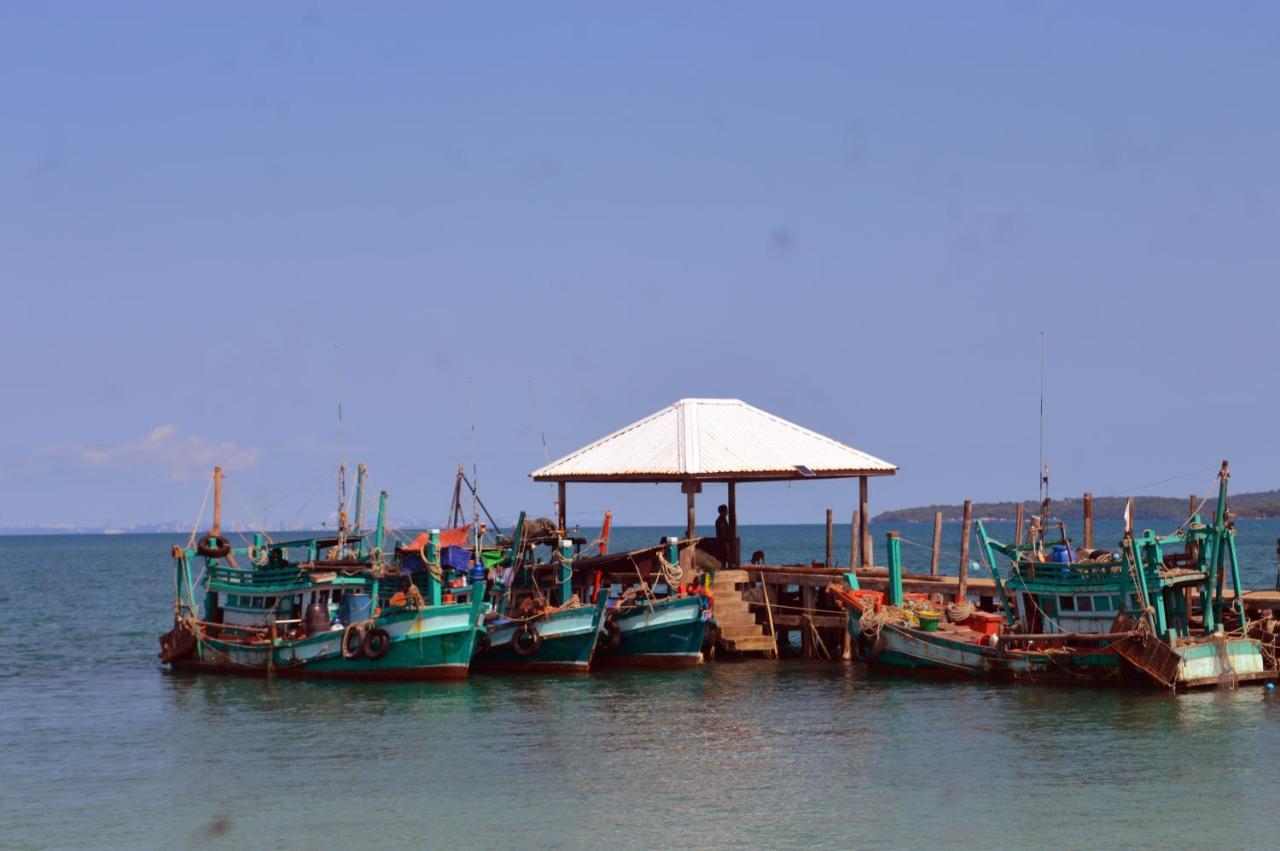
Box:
[333,589,344,602]
[252,596,264,608]
[1111,595,1123,611]
[265,596,277,610]
[1077,596,1093,612]
[1092,595,1111,611]
[1058,595,1076,611]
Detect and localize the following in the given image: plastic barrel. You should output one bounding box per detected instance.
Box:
[1050,544,1074,563]
[341,592,374,624]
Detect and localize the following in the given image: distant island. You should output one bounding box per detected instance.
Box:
[874,490,1280,523]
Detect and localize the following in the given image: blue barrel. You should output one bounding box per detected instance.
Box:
[1050,544,1074,563]
[470,562,487,583]
[341,592,374,624]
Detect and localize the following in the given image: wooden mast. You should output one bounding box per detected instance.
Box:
[211,466,223,536]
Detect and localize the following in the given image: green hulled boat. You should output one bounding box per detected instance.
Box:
[473,514,610,673]
[836,462,1276,690]
[160,465,487,681]
[582,539,713,669]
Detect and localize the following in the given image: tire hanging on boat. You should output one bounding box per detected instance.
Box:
[196,535,231,559]
[342,624,368,659]
[361,628,391,660]
[511,622,542,657]
[855,628,884,662]
[599,617,622,651]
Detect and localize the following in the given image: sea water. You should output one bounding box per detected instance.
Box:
[3,521,1279,848]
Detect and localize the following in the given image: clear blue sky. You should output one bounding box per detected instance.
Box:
[3,3,1278,529]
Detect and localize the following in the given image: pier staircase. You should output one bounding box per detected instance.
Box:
[710,569,777,657]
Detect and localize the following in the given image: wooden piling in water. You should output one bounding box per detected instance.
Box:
[930,511,942,576]
[825,508,833,568]
[957,499,973,602]
[859,477,871,567]
[1083,492,1094,550]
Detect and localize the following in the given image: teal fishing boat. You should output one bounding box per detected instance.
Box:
[580,539,714,669]
[160,466,487,680]
[473,513,610,673]
[835,462,1276,690]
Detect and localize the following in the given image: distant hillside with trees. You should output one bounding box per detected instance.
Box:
[874,490,1280,523]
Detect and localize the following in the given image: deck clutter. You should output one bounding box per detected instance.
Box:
[159,399,1280,692]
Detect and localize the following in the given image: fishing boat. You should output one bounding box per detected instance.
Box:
[833,462,1276,690]
[472,512,610,673]
[576,539,714,669]
[160,465,488,680]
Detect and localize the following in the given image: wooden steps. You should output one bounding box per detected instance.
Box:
[709,570,777,658]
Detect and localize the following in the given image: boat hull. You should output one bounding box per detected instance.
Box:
[473,597,608,674]
[593,595,709,670]
[850,610,1120,685]
[170,598,486,681]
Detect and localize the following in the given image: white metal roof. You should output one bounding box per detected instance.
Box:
[531,398,896,482]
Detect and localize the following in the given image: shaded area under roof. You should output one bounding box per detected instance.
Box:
[531,398,897,483]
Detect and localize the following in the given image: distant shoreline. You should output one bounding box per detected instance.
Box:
[874,490,1280,523]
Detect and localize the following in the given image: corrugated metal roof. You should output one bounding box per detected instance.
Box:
[531,398,896,482]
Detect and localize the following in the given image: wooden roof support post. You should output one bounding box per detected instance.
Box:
[930,511,942,576]
[557,482,567,533]
[727,480,739,567]
[859,476,872,567]
[682,480,701,541]
[1083,492,1094,550]
[957,499,973,603]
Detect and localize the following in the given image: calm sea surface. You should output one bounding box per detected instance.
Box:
[4,520,1280,849]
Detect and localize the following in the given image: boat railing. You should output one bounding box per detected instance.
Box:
[208,563,310,589]
[1014,561,1160,583]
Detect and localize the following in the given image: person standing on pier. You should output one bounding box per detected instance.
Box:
[715,504,732,567]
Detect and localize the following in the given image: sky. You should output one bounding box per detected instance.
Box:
[2,2,1279,529]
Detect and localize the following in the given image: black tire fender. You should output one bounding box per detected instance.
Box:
[196,535,232,559]
[512,622,542,657]
[342,624,367,659]
[361,628,391,660]
[600,617,622,651]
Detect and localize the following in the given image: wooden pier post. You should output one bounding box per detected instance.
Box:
[930,511,942,576]
[557,482,567,533]
[1189,493,1197,519]
[801,582,815,658]
[957,499,973,603]
[859,476,872,567]
[1083,492,1094,551]
[825,508,833,568]
[1014,503,1025,547]
[851,510,860,568]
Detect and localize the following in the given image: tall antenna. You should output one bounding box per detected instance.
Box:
[335,344,348,556]
[528,381,556,516]
[1038,331,1049,513]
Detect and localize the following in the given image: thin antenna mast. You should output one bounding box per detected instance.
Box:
[529,381,555,517]
[1034,330,1044,504]
[335,344,348,557]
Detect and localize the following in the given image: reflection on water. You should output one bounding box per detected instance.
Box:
[4,529,1280,848]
